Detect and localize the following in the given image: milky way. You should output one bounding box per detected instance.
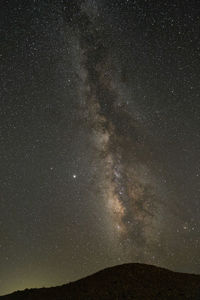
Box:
[75,1,164,260]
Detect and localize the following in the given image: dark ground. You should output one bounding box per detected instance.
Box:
[1,263,200,299]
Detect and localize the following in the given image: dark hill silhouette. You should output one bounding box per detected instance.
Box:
[1,263,200,299]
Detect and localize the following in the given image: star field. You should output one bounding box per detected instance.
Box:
[1,0,200,296]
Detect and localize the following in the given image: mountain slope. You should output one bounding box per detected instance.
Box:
[1,263,200,299]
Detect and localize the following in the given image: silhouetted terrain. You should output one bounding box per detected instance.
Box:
[1,263,200,299]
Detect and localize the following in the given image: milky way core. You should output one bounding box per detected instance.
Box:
[76,2,165,262]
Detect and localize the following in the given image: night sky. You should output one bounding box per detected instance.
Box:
[1,0,200,296]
